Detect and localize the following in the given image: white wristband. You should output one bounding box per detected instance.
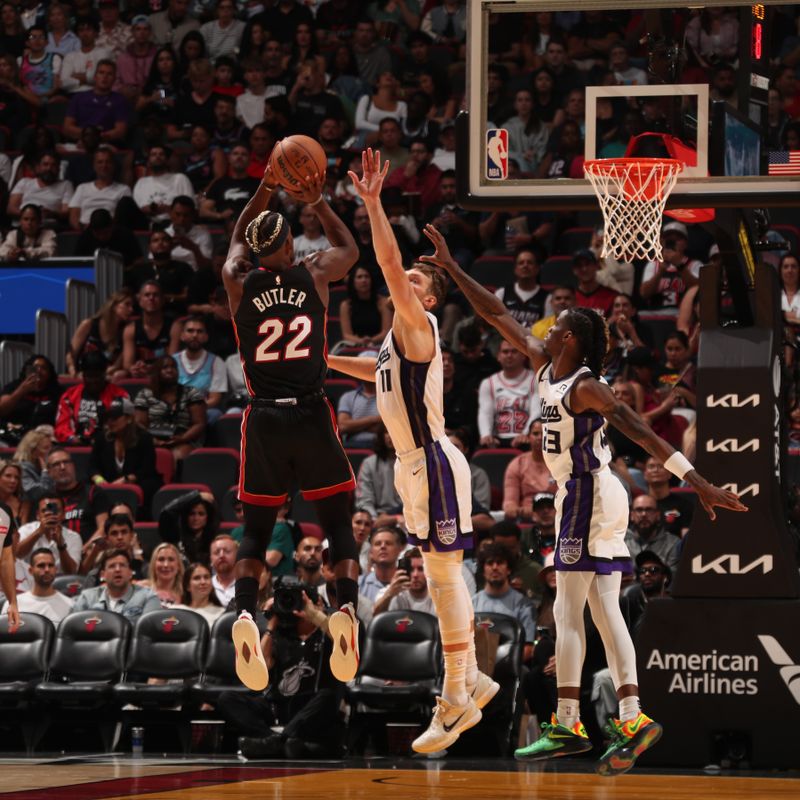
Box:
[664,451,693,480]
[309,195,324,206]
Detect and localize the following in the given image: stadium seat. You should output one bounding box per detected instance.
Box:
[324,378,358,407]
[180,448,240,504]
[64,447,92,482]
[220,485,239,522]
[639,312,681,357]
[211,414,243,450]
[151,483,213,521]
[35,611,132,752]
[52,574,87,598]
[771,224,800,253]
[326,316,343,347]
[56,231,81,257]
[471,449,521,510]
[134,522,162,561]
[555,226,594,255]
[539,256,575,289]
[346,448,373,477]
[101,483,144,518]
[154,448,175,485]
[113,378,149,401]
[469,256,515,289]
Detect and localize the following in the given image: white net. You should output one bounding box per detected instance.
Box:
[584,159,683,262]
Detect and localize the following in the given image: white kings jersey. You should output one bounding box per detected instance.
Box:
[375,313,446,455]
[537,364,612,485]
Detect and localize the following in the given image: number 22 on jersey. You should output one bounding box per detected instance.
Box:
[255,315,312,363]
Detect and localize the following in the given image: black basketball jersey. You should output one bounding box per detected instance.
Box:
[499,283,548,329]
[233,263,327,399]
[134,317,172,362]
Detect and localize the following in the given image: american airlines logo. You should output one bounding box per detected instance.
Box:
[691,554,774,575]
[721,483,759,499]
[705,438,759,453]
[706,393,760,408]
[758,635,800,705]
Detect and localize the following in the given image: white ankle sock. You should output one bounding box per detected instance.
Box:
[556,698,579,729]
[442,649,468,707]
[618,695,640,722]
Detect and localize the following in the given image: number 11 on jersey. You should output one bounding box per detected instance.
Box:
[379,368,392,393]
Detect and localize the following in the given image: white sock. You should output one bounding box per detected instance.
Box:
[442,648,468,707]
[557,698,579,729]
[618,695,641,722]
[465,637,478,692]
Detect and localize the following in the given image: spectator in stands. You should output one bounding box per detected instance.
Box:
[571,248,618,318]
[210,94,248,152]
[657,331,696,409]
[209,533,237,606]
[640,222,702,313]
[175,561,225,626]
[453,319,499,388]
[7,151,72,224]
[68,289,135,379]
[139,541,184,606]
[421,0,466,49]
[260,36,293,98]
[472,542,535,661]
[125,230,194,312]
[368,118,407,172]
[259,499,297,577]
[478,208,555,257]
[526,492,556,561]
[0,203,55,260]
[115,16,155,105]
[401,90,440,151]
[131,145,195,224]
[0,53,37,128]
[55,352,129,446]
[643,456,694,538]
[182,124,226,194]
[0,3,26,58]
[16,495,81,574]
[165,196,213,271]
[169,58,219,141]
[478,340,538,448]
[45,3,78,57]
[373,547,432,616]
[174,315,227,421]
[158,488,219,564]
[137,45,180,119]
[495,246,549,329]
[502,419,556,520]
[0,356,60,446]
[200,144,259,227]
[0,461,30,526]
[80,512,147,585]
[75,209,143,267]
[425,170,480,271]
[67,148,132,230]
[588,227,635,296]
[150,0,200,49]
[89,397,161,506]
[352,507,374,574]
[625,495,681,575]
[19,25,62,100]
[287,57,343,138]
[441,346,478,440]
[339,266,392,346]
[200,0,244,61]
[353,71,407,147]
[337,362,380,448]
[622,551,671,637]
[384,137,442,217]
[352,18,392,87]
[505,89,549,174]
[355,424,403,521]
[684,7,739,69]
[122,281,179,379]
[317,0,362,46]
[59,17,111,94]
[291,202,331,264]
[448,430,492,511]
[176,30,207,81]
[531,285,575,340]
[606,379,648,494]
[73,548,161,619]
[779,252,800,365]
[295,536,325,590]
[607,293,653,354]
[235,58,266,130]
[134,355,207,462]
[96,0,131,55]
[491,519,542,600]
[13,428,53,498]
[8,547,72,623]
[246,122,275,179]
[536,118,585,180]
[358,523,405,602]
[326,44,369,108]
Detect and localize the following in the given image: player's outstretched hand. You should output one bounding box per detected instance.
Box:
[285,170,324,204]
[694,480,749,521]
[348,147,389,201]
[420,223,459,274]
[262,160,277,190]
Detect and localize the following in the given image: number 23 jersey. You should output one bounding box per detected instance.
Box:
[537,364,611,484]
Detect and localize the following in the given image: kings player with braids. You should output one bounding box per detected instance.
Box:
[223,162,362,691]
[419,225,747,776]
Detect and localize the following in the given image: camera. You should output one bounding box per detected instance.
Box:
[272,575,319,621]
[44,501,60,515]
[397,556,412,575]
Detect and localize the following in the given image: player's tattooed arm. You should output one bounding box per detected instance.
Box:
[420,224,547,370]
[326,354,377,383]
[572,377,748,520]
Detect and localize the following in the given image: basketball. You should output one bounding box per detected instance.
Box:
[269,135,327,192]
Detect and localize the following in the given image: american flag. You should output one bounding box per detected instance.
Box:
[768,151,800,175]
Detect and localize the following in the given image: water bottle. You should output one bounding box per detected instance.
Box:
[131,726,144,757]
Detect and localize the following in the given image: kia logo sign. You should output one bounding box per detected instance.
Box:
[706,393,760,408]
[705,438,759,453]
[691,554,774,575]
[720,483,759,498]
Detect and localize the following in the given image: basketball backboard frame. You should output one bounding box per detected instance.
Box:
[456,0,800,211]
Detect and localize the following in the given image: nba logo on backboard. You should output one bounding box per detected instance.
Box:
[486,129,508,180]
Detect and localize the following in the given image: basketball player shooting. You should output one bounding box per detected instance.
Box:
[327,149,499,754]
[0,501,19,631]
[223,161,362,691]
[419,225,747,775]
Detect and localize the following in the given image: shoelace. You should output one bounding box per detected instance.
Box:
[603,718,624,743]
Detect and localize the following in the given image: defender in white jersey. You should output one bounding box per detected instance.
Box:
[420,224,746,776]
[0,502,20,631]
[328,149,499,755]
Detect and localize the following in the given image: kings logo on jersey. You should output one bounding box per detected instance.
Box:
[486,129,508,180]
[436,518,458,546]
[559,536,583,565]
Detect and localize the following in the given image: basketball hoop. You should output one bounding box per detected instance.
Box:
[584,158,683,262]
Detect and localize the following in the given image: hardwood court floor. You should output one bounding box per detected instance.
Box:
[0,757,797,800]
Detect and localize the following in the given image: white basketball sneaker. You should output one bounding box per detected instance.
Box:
[470,671,500,709]
[232,610,269,691]
[411,696,482,753]
[328,602,359,682]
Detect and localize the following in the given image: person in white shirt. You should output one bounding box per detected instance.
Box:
[132,144,194,224]
[7,151,73,224]
[292,202,331,263]
[59,16,112,93]
[16,495,82,575]
[68,147,131,229]
[174,316,228,422]
[11,548,73,623]
[372,547,434,616]
[164,195,212,271]
[236,58,267,130]
[176,561,226,626]
[210,534,237,608]
[199,0,245,61]
[478,340,539,448]
[609,41,648,86]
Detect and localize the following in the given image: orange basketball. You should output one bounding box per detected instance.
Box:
[269,135,327,192]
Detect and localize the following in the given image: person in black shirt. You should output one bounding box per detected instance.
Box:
[0,355,61,445]
[122,279,177,378]
[288,58,343,138]
[168,58,220,142]
[0,500,19,630]
[249,1,313,45]
[125,229,194,313]
[210,95,248,153]
[200,144,260,227]
[223,161,360,692]
[76,209,142,267]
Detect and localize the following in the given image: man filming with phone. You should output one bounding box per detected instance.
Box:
[16,496,82,574]
[372,547,433,615]
[639,221,703,312]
